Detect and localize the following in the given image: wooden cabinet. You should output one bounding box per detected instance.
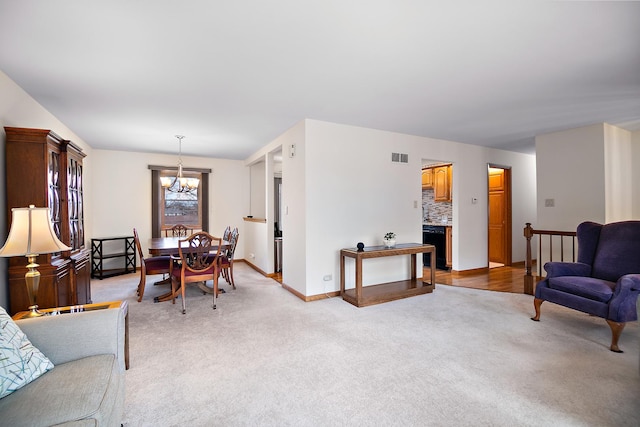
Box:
[446,226,452,268]
[5,127,91,314]
[421,168,433,189]
[433,165,452,202]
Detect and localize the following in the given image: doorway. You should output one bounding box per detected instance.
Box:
[274,175,283,279]
[488,165,512,267]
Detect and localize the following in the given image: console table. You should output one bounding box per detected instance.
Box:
[339,243,436,307]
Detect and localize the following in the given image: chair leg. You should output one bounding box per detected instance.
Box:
[229,263,235,289]
[137,269,146,302]
[531,298,543,321]
[606,320,625,353]
[212,273,218,310]
[181,280,187,314]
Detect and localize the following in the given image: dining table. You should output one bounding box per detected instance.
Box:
[147,236,230,302]
[148,236,227,256]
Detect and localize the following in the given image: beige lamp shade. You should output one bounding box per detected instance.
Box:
[0,205,71,257]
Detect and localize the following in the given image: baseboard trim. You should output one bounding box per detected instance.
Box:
[240,259,268,276]
[239,259,340,302]
[280,282,341,302]
[451,267,489,276]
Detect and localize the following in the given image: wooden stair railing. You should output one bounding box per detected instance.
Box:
[523,223,577,295]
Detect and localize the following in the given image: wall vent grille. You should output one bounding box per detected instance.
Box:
[391,152,409,163]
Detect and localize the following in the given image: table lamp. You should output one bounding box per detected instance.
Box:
[0,205,71,317]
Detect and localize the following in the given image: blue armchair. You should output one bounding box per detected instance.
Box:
[532,220,640,352]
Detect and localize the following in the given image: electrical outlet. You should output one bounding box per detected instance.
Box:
[323,274,332,281]
[545,198,555,207]
[249,253,255,259]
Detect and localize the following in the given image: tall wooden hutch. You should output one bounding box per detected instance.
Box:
[4,127,91,314]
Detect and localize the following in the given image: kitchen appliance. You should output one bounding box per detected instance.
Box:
[423,225,447,270]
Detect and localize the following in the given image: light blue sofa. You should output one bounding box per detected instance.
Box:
[0,306,126,426]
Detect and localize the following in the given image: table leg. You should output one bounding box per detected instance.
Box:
[430,250,435,285]
[410,253,416,280]
[355,257,362,303]
[154,279,181,303]
[340,254,345,296]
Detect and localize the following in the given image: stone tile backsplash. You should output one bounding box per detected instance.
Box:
[422,188,452,223]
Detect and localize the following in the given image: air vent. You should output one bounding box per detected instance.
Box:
[391,152,409,163]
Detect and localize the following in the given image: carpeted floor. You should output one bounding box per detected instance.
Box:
[92,264,640,427]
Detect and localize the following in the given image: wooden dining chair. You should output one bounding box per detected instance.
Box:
[164,224,191,237]
[133,228,172,302]
[220,228,239,289]
[222,226,231,242]
[171,232,222,314]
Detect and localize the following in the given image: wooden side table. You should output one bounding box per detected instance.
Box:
[13,300,130,370]
[340,243,436,307]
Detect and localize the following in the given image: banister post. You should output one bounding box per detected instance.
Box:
[523,223,534,295]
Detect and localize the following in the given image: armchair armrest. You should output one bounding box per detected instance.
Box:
[544,261,591,278]
[15,306,126,372]
[614,274,640,293]
[609,274,640,323]
[624,274,640,292]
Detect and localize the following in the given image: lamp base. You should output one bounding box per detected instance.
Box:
[25,305,44,317]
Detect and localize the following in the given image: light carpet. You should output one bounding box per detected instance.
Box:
[91,264,640,427]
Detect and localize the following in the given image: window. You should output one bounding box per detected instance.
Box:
[149,165,211,237]
[160,170,202,229]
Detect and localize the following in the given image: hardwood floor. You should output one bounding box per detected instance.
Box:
[432,263,539,294]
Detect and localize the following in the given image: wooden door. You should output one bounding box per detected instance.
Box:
[488,167,511,265]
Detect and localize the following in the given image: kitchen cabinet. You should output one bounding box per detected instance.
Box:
[446,226,452,268]
[5,127,91,314]
[433,165,452,202]
[421,168,433,189]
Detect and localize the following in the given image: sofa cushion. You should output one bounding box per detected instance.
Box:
[0,306,53,399]
[548,276,615,303]
[0,354,121,427]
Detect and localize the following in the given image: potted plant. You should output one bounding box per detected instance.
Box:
[383,232,396,248]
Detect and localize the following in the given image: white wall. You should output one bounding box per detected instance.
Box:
[633,130,640,218]
[536,123,640,231]
[0,70,94,309]
[535,124,606,230]
[604,124,633,222]
[282,119,536,297]
[249,162,266,219]
[90,149,248,261]
[245,121,307,293]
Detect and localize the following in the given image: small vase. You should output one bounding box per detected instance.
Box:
[384,238,396,248]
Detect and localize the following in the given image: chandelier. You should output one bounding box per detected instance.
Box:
[161,135,199,193]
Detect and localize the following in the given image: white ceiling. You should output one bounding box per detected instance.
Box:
[1,1,639,159]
